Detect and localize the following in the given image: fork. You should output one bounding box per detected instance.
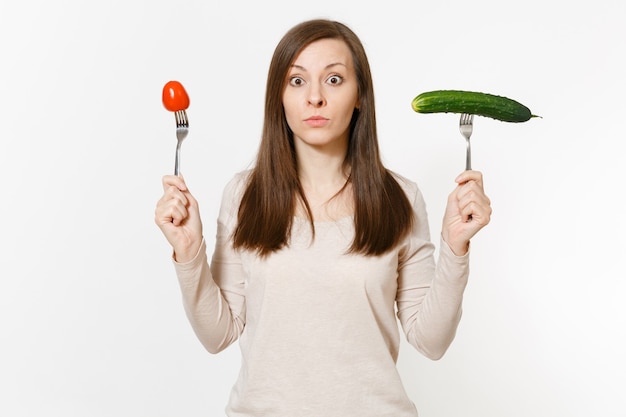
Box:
[174,110,189,176]
[459,113,474,171]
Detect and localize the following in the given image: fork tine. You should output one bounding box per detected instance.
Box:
[175,110,189,127]
[460,113,473,125]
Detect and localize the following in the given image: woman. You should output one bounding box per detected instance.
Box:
[155,19,491,417]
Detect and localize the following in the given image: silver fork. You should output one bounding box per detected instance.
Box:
[174,110,189,176]
[459,113,474,171]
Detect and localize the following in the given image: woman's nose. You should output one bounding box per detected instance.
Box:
[308,85,326,107]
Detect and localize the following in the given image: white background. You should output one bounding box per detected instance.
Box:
[1,0,624,416]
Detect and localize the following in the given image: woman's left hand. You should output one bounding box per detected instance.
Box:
[442,170,492,256]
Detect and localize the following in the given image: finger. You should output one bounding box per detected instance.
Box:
[169,204,189,226]
[456,183,481,205]
[456,174,488,203]
[461,201,485,223]
[456,183,491,219]
[461,194,492,224]
[162,174,188,193]
[162,179,198,211]
[156,192,190,224]
[457,188,490,214]
[455,170,484,187]
[160,184,189,207]
[155,202,181,226]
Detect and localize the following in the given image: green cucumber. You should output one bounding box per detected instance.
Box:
[411,90,539,122]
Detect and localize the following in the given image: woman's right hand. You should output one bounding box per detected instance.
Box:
[155,175,203,263]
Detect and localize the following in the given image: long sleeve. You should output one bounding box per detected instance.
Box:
[395,178,470,360]
[172,174,248,354]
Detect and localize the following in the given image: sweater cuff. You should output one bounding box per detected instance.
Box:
[439,235,470,263]
[172,238,207,270]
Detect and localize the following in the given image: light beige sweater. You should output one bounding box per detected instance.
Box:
[174,171,470,417]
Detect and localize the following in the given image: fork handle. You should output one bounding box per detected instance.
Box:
[465,139,473,221]
[174,139,182,176]
[465,138,472,171]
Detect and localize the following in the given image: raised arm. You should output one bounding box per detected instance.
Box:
[155,174,246,353]
[396,172,491,359]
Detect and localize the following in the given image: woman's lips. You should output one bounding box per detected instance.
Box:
[305,116,329,127]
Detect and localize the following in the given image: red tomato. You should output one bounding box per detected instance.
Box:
[162,80,190,111]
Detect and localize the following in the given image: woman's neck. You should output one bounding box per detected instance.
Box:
[295,136,349,186]
[296,147,352,221]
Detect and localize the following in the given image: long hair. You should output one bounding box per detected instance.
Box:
[233,19,413,256]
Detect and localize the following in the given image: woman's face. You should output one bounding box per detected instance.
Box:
[282,38,359,152]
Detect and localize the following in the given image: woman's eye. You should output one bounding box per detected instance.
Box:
[289,76,305,86]
[327,75,343,85]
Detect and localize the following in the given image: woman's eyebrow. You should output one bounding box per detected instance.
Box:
[290,62,348,71]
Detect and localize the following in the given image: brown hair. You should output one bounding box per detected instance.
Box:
[232,19,413,256]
